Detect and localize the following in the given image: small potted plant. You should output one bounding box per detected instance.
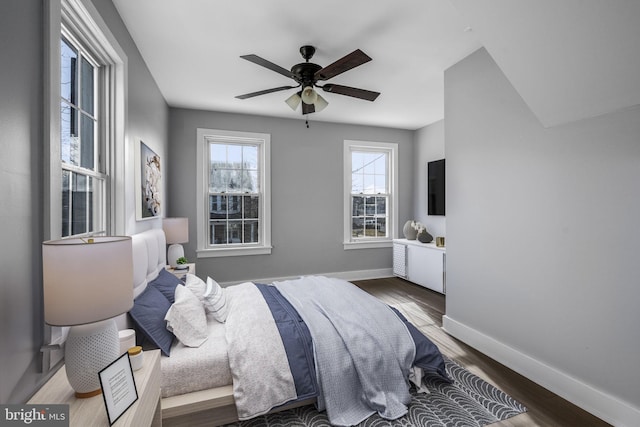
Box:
[175,256,189,270]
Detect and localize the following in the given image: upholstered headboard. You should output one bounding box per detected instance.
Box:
[131,228,166,298]
[114,228,166,329]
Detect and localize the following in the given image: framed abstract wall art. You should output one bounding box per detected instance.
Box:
[135,140,162,220]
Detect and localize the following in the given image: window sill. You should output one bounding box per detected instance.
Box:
[343,240,393,250]
[197,245,272,258]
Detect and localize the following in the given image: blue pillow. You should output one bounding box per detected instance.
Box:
[149,268,183,303]
[129,285,174,356]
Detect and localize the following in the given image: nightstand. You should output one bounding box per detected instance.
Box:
[166,263,195,279]
[29,349,162,427]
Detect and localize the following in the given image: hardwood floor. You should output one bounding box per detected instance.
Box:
[352,277,611,427]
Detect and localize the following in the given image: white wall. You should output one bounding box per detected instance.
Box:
[443,48,640,426]
[413,120,446,238]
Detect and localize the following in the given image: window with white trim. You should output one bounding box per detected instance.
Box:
[196,129,271,257]
[344,140,398,249]
[60,33,105,237]
[46,0,127,240]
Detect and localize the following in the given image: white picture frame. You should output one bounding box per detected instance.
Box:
[99,353,138,425]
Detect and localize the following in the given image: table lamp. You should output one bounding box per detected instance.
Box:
[162,217,188,268]
[42,236,133,398]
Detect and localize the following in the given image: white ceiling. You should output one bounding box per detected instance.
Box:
[112,0,640,130]
[111,0,482,130]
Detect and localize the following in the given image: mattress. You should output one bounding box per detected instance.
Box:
[160,316,232,398]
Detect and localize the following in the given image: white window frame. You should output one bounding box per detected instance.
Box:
[43,0,127,371]
[45,0,127,240]
[196,128,272,257]
[343,140,398,250]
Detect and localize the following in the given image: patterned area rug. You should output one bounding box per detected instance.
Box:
[225,357,526,426]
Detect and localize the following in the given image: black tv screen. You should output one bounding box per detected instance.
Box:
[428,159,445,216]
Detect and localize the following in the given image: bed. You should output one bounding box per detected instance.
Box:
[125,229,449,427]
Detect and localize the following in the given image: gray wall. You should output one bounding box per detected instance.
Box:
[444,48,640,422]
[413,120,446,238]
[0,0,45,405]
[168,109,414,283]
[0,0,168,404]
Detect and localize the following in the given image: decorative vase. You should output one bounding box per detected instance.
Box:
[403,220,417,240]
[417,229,433,243]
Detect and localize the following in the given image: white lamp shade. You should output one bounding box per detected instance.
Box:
[285,92,302,110]
[163,217,189,244]
[314,94,329,112]
[42,236,133,326]
[301,86,318,104]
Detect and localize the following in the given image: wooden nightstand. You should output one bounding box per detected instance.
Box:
[166,263,195,279]
[29,349,162,427]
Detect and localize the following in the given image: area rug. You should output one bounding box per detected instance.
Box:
[224,357,527,426]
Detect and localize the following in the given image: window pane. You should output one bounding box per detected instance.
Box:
[243,170,258,193]
[227,145,242,166]
[228,221,242,243]
[62,170,70,237]
[61,38,76,104]
[81,57,94,115]
[363,175,375,194]
[243,195,259,219]
[227,169,243,192]
[210,221,227,244]
[363,153,377,174]
[209,195,226,219]
[352,218,364,238]
[227,195,242,219]
[60,102,76,165]
[374,154,386,175]
[374,175,386,194]
[352,196,364,217]
[80,113,94,170]
[243,145,258,170]
[71,174,92,236]
[365,196,376,215]
[243,220,259,243]
[376,197,386,215]
[377,218,387,237]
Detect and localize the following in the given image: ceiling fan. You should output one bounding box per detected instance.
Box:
[235,45,380,115]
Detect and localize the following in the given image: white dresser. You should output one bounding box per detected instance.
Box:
[393,238,446,294]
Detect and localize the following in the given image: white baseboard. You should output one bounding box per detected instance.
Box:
[442,315,640,427]
[220,268,393,287]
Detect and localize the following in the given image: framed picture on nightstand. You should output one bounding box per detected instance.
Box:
[99,353,138,425]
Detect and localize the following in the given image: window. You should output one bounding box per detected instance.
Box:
[60,34,105,237]
[45,0,127,240]
[197,129,271,257]
[344,140,398,249]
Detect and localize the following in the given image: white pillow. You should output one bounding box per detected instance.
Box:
[164,285,208,347]
[184,273,207,301]
[204,277,229,323]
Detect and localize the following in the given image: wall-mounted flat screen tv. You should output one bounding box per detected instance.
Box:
[428,159,445,216]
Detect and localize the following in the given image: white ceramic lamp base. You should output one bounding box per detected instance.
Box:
[65,319,119,398]
[167,243,184,268]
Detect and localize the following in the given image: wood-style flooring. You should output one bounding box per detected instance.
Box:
[352,276,611,427]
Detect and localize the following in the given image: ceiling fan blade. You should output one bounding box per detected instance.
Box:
[314,49,372,81]
[322,84,380,101]
[301,102,315,115]
[235,85,298,100]
[240,54,294,79]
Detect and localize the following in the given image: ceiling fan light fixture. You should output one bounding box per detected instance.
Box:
[314,94,328,112]
[301,86,318,105]
[285,92,301,110]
